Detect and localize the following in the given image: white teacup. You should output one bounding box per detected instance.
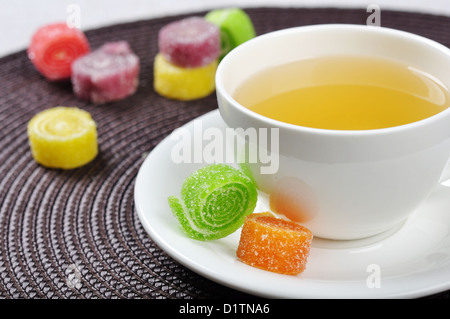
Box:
[216,24,450,240]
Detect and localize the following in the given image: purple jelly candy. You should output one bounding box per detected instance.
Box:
[158,17,220,68]
[71,41,140,104]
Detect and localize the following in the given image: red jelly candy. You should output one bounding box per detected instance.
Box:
[71,41,140,104]
[158,17,220,68]
[27,23,90,81]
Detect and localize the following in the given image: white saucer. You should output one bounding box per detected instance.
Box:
[134,109,450,299]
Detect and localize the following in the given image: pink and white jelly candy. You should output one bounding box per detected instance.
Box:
[71,41,140,104]
[158,17,220,68]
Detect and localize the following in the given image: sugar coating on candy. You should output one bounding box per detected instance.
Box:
[28,23,90,81]
[158,17,220,68]
[154,53,217,101]
[236,213,312,275]
[205,8,255,59]
[71,41,140,104]
[168,164,258,240]
[27,106,98,169]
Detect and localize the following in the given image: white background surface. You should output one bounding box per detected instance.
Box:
[1,0,449,57]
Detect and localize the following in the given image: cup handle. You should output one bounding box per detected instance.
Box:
[440,159,450,186]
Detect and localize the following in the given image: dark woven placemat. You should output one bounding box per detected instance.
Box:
[1,7,449,299]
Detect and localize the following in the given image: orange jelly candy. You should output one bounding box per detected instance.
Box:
[236,213,312,275]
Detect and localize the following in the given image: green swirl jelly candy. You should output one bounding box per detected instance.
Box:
[168,164,258,240]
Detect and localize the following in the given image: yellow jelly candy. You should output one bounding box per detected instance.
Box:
[153,53,217,101]
[27,106,98,169]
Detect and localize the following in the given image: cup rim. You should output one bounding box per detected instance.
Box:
[215,23,450,137]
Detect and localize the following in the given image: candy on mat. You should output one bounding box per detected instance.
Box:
[27,106,98,169]
[27,23,90,81]
[71,41,140,104]
[205,8,256,59]
[158,17,220,68]
[153,53,217,101]
[236,212,312,275]
[168,164,258,240]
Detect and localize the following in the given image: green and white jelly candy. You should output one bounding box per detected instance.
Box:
[168,164,258,240]
[205,8,256,60]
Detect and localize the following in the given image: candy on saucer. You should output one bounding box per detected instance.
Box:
[236,212,312,275]
[168,164,258,240]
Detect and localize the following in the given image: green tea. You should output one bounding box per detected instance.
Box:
[233,55,449,130]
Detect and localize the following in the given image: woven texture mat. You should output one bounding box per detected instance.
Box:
[1,7,450,299]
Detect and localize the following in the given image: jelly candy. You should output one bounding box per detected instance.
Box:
[205,8,255,59]
[153,53,217,101]
[28,23,90,81]
[168,164,258,240]
[71,41,140,104]
[158,17,220,68]
[237,213,312,275]
[27,107,98,169]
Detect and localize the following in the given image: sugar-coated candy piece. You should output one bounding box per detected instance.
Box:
[27,107,98,169]
[236,213,312,275]
[205,8,255,59]
[158,17,220,68]
[154,53,217,101]
[168,164,258,240]
[71,41,140,104]
[28,23,90,81]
